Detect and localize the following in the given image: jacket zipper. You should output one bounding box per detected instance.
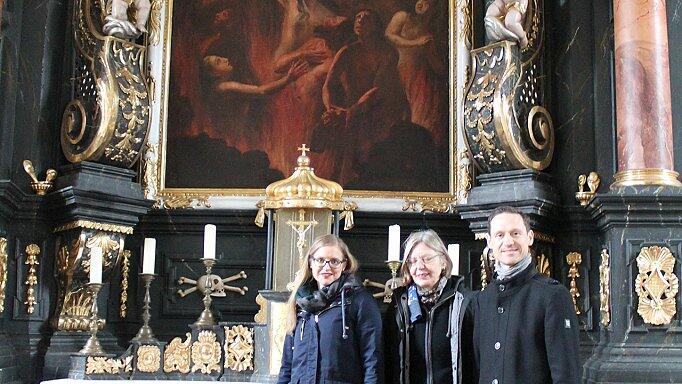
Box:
[425,290,458,384]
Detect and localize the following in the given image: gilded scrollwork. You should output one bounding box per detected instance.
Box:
[457,148,473,201]
[161,195,211,210]
[24,244,40,314]
[402,198,455,214]
[0,238,7,313]
[599,248,611,327]
[86,355,133,375]
[254,294,267,324]
[120,250,130,318]
[163,332,191,374]
[136,345,161,373]
[191,330,222,374]
[54,220,133,235]
[224,325,254,371]
[635,246,679,325]
[566,252,582,315]
[62,0,150,169]
[142,143,159,205]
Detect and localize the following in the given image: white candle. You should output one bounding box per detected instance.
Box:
[90,247,103,284]
[204,224,216,259]
[142,238,156,274]
[387,225,401,261]
[448,244,460,276]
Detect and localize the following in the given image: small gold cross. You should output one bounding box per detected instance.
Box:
[297,144,310,157]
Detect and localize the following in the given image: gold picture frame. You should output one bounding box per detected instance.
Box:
[145,0,473,211]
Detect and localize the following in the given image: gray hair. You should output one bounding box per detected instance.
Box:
[400,229,453,285]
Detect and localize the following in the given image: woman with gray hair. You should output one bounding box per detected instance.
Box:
[384,229,475,383]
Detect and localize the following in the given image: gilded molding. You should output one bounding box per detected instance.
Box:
[0,238,7,313]
[24,244,40,314]
[533,231,555,244]
[136,345,161,373]
[191,330,221,374]
[611,168,682,188]
[566,252,582,315]
[120,250,130,318]
[599,248,611,327]
[86,355,133,375]
[161,195,211,210]
[254,294,267,324]
[163,332,191,373]
[402,198,455,214]
[54,220,133,235]
[224,325,254,371]
[148,0,162,45]
[635,246,678,325]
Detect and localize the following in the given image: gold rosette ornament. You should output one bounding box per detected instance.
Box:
[635,246,679,325]
[191,330,222,374]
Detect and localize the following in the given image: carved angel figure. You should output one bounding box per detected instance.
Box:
[484,0,529,48]
[103,0,152,39]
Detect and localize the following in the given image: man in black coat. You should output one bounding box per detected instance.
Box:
[473,206,580,384]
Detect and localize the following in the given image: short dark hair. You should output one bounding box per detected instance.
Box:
[487,206,531,234]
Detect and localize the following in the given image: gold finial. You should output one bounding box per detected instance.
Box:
[575,172,599,206]
[297,144,310,157]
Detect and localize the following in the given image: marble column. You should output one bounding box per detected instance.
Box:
[612,0,680,187]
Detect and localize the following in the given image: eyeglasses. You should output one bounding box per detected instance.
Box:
[407,254,441,267]
[310,257,347,269]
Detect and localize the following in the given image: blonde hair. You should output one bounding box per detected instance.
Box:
[284,234,359,334]
[400,229,452,285]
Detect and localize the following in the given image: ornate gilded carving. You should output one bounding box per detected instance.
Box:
[480,247,493,289]
[576,171,600,206]
[287,210,318,260]
[22,160,57,195]
[635,246,679,325]
[177,271,248,298]
[163,333,191,374]
[532,231,555,244]
[120,250,130,318]
[24,244,40,314]
[161,195,211,210]
[54,220,133,235]
[136,345,161,373]
[148,0,162,45]
[536,253,551,277]
[599,248,611,327]
[0,238,7,313]
[191,330,221,374]
[254,294,267,324]
[566,252,582,315]
[457,148,473,201]
[401,198,455,214]
[464,0,553,174]
[54,229,124,331]
[86,355,133,375]
[142,143,159,205]
[62,0,150,169]
[224,325,254,371]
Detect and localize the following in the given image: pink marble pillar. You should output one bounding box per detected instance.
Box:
[614,0,674,173]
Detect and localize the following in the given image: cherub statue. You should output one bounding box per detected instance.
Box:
[103,0,152,39]
[484,0,529,48]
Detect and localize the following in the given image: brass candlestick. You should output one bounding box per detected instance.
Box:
[384,260,402,302]
[193,258,217,327]
[132,273,158,343]
[79,283,105,355]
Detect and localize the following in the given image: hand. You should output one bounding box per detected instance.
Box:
[415,35,433,46]
[322,107,346,129]
[287,59,309,80]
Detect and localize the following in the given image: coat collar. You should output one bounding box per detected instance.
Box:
[490,262,537,297]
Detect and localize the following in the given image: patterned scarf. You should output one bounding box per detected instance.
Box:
[407,276,448,323]
[296,273,357,314]
[494,253,533,281]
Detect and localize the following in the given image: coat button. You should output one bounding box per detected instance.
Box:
[497,306,504,314]
[499,284,505,292]
[494,342,501,350]
[492,379,498,384]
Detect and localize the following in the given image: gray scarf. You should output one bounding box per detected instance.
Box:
[494,253,533,281]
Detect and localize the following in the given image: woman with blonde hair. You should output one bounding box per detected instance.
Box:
[384,229,475,383]
[278,234,383,384]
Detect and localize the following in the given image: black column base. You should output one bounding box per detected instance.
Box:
[43,331,125,380]
[583,186,682,383]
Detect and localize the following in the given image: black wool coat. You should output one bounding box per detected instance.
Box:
[473,263,581,384]
[384,276,476,384]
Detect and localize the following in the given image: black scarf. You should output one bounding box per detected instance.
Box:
[296,273,358,314]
